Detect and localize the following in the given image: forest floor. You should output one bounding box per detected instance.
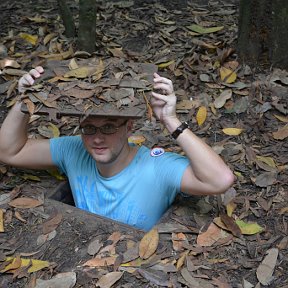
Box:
[0,0,287,287]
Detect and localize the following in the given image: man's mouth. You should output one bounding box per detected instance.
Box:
[93,147,108,154]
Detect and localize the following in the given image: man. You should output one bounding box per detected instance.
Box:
[0,66,234,231]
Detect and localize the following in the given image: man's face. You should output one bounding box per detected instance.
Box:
[80,116,132,164]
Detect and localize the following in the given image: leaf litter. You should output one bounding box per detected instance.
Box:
[0,0,287,287]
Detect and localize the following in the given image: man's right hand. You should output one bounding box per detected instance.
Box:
[18,66,44,93]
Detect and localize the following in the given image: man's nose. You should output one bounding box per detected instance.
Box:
[91,132,105,142]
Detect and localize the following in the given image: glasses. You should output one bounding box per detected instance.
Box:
[80,120,128,135]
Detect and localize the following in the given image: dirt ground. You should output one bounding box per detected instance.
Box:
[0,0,287,287]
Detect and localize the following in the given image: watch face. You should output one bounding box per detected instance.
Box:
[172,122,189,139]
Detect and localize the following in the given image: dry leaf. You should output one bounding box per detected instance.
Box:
[176,251,189,270]
[42,213,63,234]
[64,66,98,78]
[83,256,116,267]
[254,172,277,187]
[187,24,224,34]
[35,272,77,288]
[274,114,288,123]
[14,211,26,223]
[8,197,42,209]
[19,33,38,45]
[214,89,232,108]
[256,248,278,286]
[235,219,264,235]
[220,66,237,84]
[256,156,276,168]
[196,106,207,126]
[197,222,229,246]
[158,60,175,68]
[128,135,146,145]
[220,213,242,237]
[222,128,243,136]
[96,271,123,288]
[272,124,288,140]
[0,209,4,232]
[0,186,21,205]
[139,228,159,259]
[108,48,126,58]
[1,257,50,273]
[37,230,57,246]
[87,238,103,256]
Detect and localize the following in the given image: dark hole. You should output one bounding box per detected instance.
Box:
[47,181,75,206]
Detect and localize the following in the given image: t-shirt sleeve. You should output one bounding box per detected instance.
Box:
[50,136,82,175]
[154,152,190,194]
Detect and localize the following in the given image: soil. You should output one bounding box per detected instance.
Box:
[0,0,287,287]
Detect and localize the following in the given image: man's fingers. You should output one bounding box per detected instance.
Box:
[29,68,41,79]
[35,66,44,74]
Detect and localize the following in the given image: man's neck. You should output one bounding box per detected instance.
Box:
[96,145,138,178]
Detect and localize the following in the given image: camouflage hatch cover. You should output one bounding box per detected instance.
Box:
[20,57,158,119]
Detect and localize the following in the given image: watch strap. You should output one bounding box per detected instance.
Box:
[171,122,189,139]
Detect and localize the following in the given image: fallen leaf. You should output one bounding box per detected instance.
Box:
[21,174,41,181]
[235,219,264,235]
[0,209,4,232]
[83,256,116,267]
[0,186,21,205]
[187,24,224,34]
[43,33,57,45]
[128,135,146,145]
[108,48,126,58]
[87,238,103,256]
[254,172,277,187]
[96,271,123,288]
[272,124,288,140]
[64,66,98,78]
[214,89,232,108]
[139,228,159,259]
[8,197,42,209]
[196,106,207,126]
[137,268,171,287]
[35,272,77,288]
[274,114,288,123]
[158,60,175,68]
[37,230,57,246]
[1,257,50,273]
[256,248,278,286]
[220,213,242,237]
[256,156,276,168]
[42,213,63,234]
[222,128,243,136]
[226,201,237,217]
[19,33,38,45]
[197,222,229,246]
[220,66,237,84]
[176,251,189,270]
[14,211,26,223]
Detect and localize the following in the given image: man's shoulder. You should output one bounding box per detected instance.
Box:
[50,135,83,151]
[138,145,185,161]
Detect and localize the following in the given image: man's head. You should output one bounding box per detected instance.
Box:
[80,116,133,165]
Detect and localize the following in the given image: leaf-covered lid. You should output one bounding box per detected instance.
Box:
[21,57,157,119]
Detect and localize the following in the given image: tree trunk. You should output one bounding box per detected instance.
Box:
[78,0,96,53]
[238,0,288,69]
[57,0,76,38]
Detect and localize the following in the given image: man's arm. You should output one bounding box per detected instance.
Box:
[0,67,55,169]
[151,73,235,196]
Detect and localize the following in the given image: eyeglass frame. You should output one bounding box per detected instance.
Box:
[79,120,128,135]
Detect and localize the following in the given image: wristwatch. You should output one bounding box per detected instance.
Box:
[171,122,189,139]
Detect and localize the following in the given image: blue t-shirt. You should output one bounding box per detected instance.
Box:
[50,136,190,231]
